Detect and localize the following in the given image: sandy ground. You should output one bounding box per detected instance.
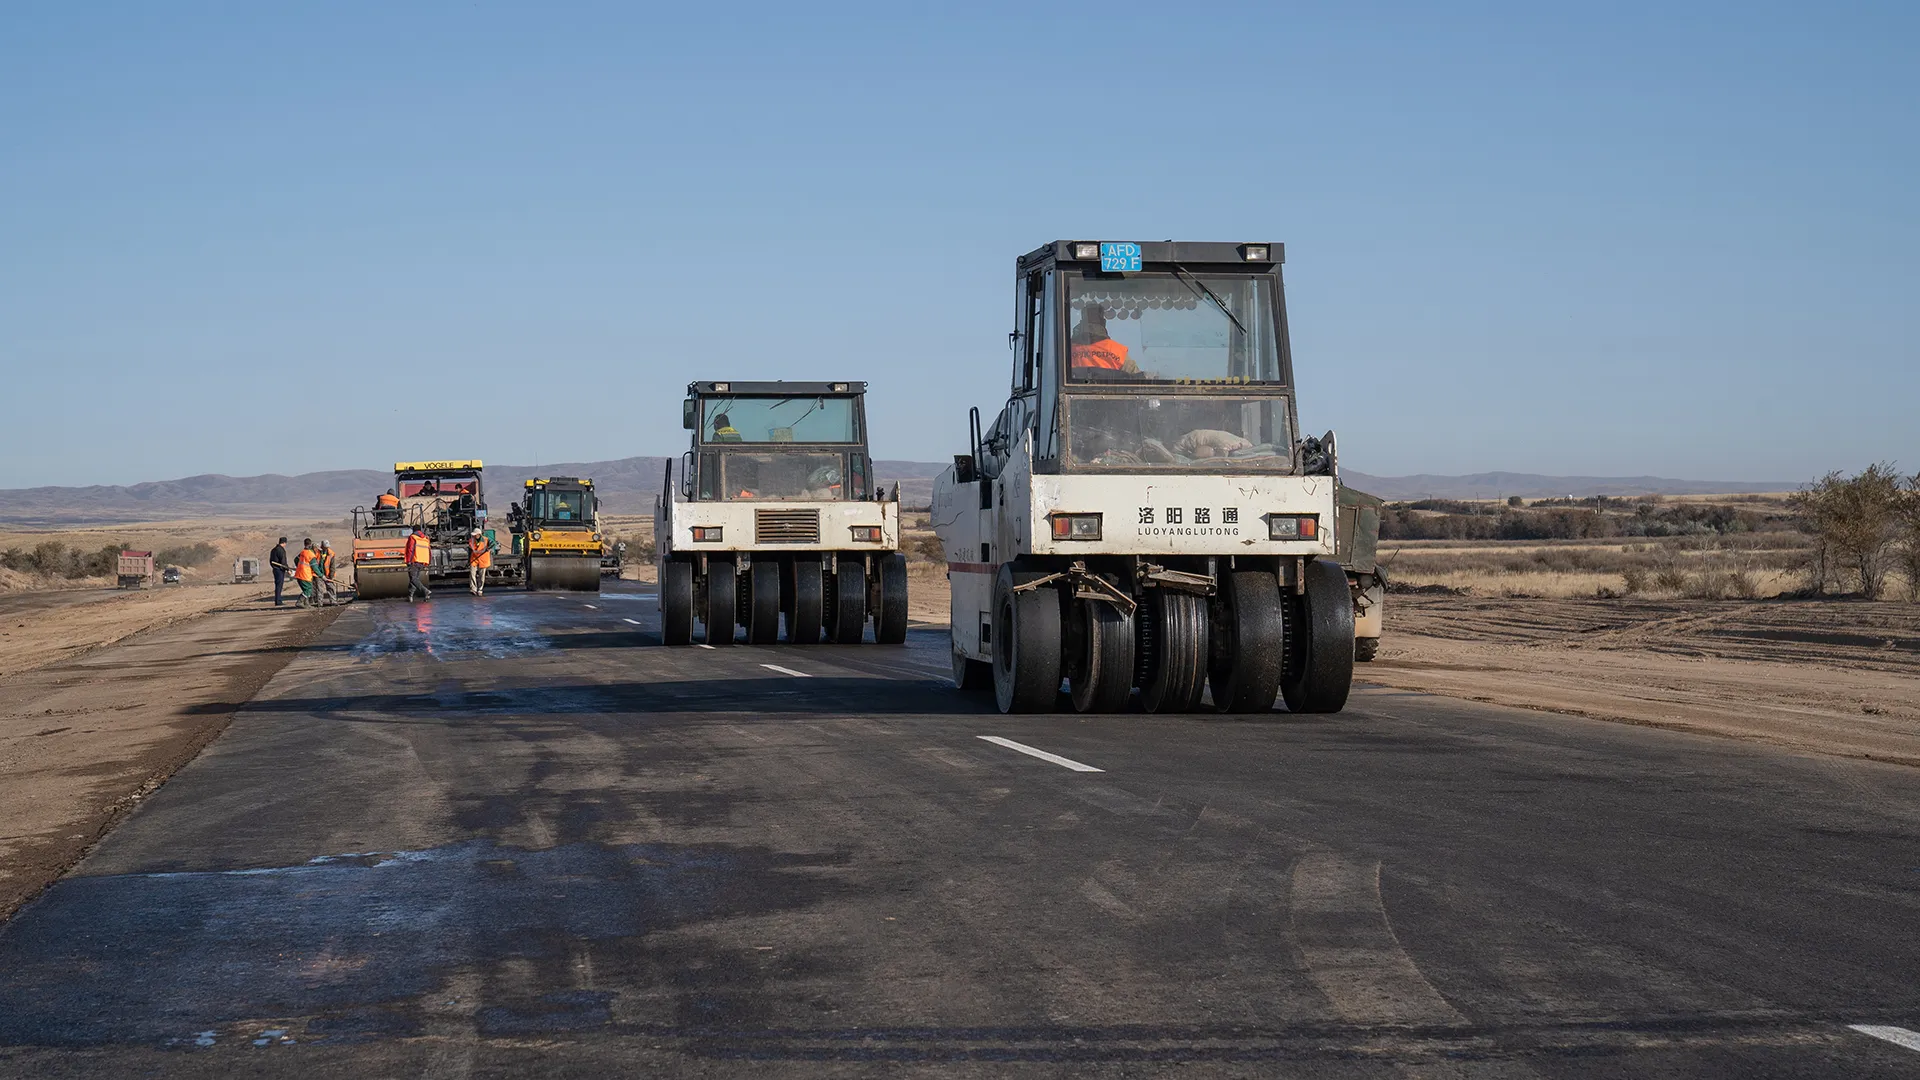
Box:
[0,583,283,679]
[1367,592,1920,765]
[0,598,341,919]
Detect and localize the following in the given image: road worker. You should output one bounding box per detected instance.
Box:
[315,541,336,605]
[1069,304,1139,375]
[374,488,401,524]
[467,529,492,596]
[293,538,317,608]
[268,536,292,607]
[711,412,744,442]
[405,524,433,601]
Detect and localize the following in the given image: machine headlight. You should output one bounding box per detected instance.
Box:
[1266,515,1319,540]
[850,525,883,542]
[712,382,729,392]
[592,532,601,542]
[1072,241,1100,260]
[692,526,723,542]
[1241,243,1271,261]
[1050,513,1103,540]
[531,531,542,541]
[831,382,849,392]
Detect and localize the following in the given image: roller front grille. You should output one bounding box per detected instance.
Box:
[754,508,821,544]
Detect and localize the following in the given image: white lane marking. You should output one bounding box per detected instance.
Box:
[623,618,641,625]
[696,643,716,650]
[761,664,812,678]
[1851,1025,1920,1053]
[977,736,1103,773]
[582,604,598,609]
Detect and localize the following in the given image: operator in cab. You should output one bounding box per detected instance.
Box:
[555,496,573,520]
[711,413,744,443]
[1069,305,1139,376]
[374,488,401,524]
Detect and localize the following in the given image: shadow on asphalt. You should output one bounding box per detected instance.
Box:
[181,677,997,718]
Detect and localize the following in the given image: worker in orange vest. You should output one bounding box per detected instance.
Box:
[1069,304,1139,375]
[374,488,401,524]
[405,524,433,601]
[315,540,336,606]
[293,538,317,608]
[467,530,492,596]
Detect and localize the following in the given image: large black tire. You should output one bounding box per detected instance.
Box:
[746,559,780,644]
[828,555,866,644]
[1282,559,1356,713]
[1354,637,1379,663]
[705,559,737,646]
[874,552,909,645]
[1140,590,1208,714]
[1067,597,1134,713]
[992,564,1061,713]
[660,559,693,646]
[952,637,992,691]
[786,555,823,644]
[1209,570,1286,714]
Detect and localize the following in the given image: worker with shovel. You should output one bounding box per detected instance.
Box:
[405,524,433,601]
[467,529,492,596]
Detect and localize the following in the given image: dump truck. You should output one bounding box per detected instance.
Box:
[512,477,603,592]
[655,380,907,646]
[116,551,155,589]
[352,459,498,599]
[932,240,1357,714]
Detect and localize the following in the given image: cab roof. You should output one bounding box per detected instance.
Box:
[686,381,865,397]
[394,459,482,473]
[525,477,593,488]
[1018,241,1282,269]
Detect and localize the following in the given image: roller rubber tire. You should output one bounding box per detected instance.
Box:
[829,556,866,644]
[992,564,1062,714]
[1209,570,1285,713]
[1141,590,1208,714]
[1354,637,1379,663]
[952,638,992,691]
[874,553,909,645]
[1068,597,1135,714]
[660,559,693,646]
[746,559,781,644]
[1281,559,1356,713]
[705,559,737,646]
[786,555,823,644]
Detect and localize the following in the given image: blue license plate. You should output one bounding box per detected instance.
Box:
[1100,242,1142,273]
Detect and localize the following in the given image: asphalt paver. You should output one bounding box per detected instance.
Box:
[2,583,1918,1077]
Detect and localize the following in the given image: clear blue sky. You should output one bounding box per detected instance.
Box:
[2,2,1915,489]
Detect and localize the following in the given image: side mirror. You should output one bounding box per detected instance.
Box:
[682,400,696,429]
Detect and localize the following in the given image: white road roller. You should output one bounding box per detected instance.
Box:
[655,380,908,646]
[933,240,1355,714]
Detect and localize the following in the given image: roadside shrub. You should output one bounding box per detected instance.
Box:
[1654,566,1691,593]
[1620,566,1648,595]
[156,541,219,568]
[1684,571,1731,601]
[1727,567,1761,600]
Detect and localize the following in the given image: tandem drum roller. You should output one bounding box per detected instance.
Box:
[353,566,412,600]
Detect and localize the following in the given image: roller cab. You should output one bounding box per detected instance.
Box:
[933,240,1362,714]
[515,477,604,592]
[655,380,908,646]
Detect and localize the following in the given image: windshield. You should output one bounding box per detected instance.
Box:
[1065,396,1293,470]
[717,453,847,499]
[702,396,859,444]
[526,490,591,523]
[1065,273,1282,384]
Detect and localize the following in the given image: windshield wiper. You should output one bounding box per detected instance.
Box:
[1171,264,1246,337]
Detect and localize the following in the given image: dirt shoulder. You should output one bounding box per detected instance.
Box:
[1368,593,1920,765]
[0,601,340,920]
[0,583,276,680]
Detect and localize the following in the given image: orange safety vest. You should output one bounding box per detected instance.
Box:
[318,552,333,579]
[294,549,314,582]
[405,533,432,564]
[468,538,492,570]
[1071,338,1130,370]
[376,493,399,508]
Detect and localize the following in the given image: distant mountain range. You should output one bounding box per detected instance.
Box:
[0,459,1791,526]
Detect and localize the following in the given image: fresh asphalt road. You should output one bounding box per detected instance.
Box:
[3,584,1919,1078]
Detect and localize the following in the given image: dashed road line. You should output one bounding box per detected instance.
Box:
[697,643,716,650]
[1851,1025,1920,1053]
[977,736,1103,773]
[761,664,813,678]
[623,618,641,625]
[582,604,598,609]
